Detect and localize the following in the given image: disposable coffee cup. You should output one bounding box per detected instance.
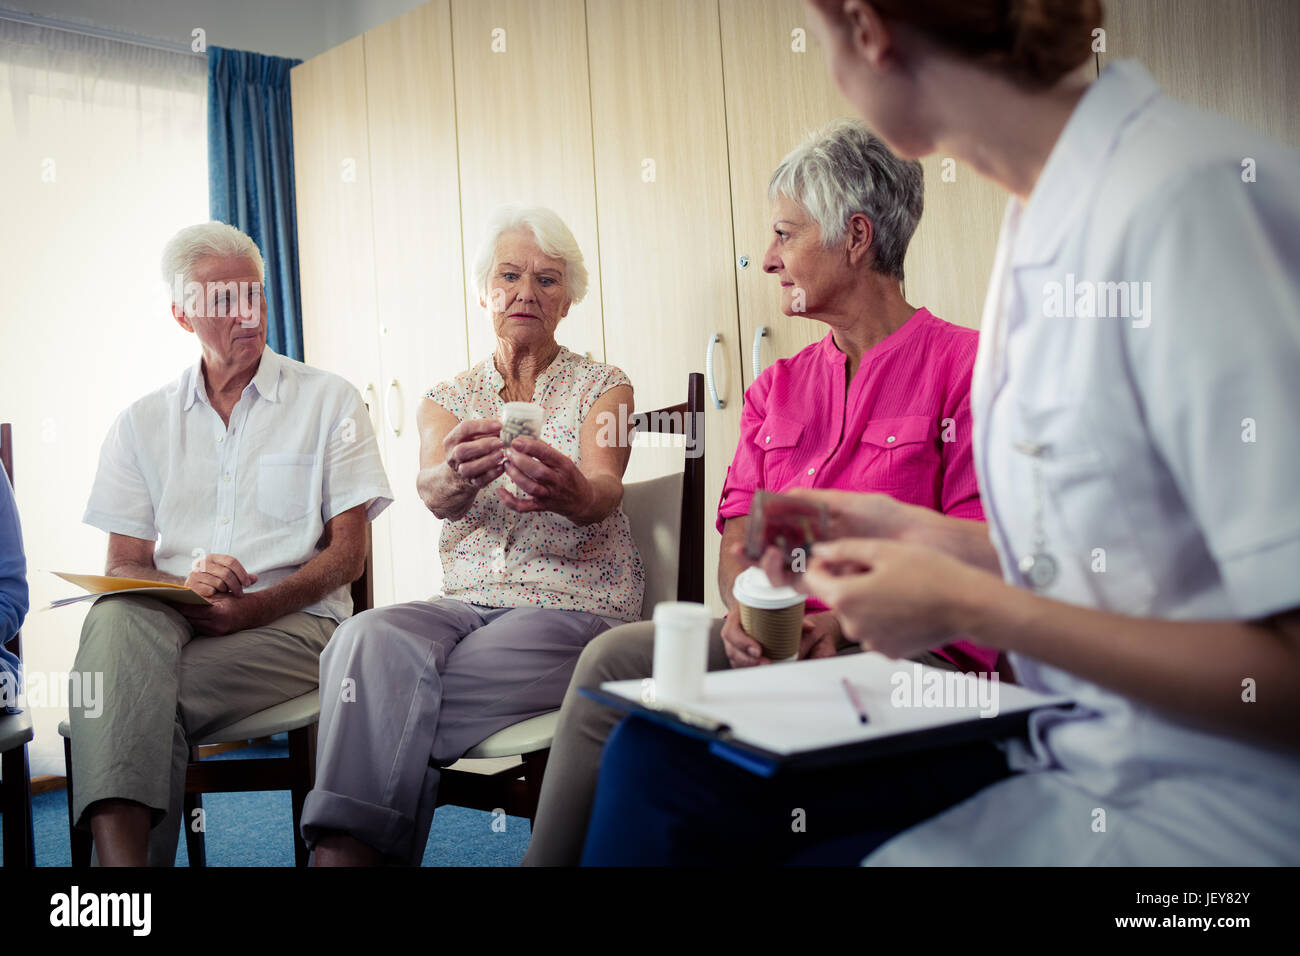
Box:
[500,402,545,448]
[651,602,712,702]
[732,567,805,662]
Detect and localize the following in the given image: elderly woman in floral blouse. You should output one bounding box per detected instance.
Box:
[302,203,644,866]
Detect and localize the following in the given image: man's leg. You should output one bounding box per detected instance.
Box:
[70,595,193,867]
[300,599,482,865]
[162,609,336,866]
[522,617,729,866]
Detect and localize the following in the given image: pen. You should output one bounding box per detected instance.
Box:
[841,677,870,724]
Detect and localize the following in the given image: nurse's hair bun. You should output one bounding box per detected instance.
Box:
[815,0,1104,89]
[1002,0,1104,87]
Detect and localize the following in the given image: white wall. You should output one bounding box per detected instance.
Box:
[12,0,428,60]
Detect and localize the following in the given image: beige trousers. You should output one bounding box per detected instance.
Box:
[69,593,335,866]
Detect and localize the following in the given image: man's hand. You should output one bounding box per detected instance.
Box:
[185,554,257,598]
[177,591,263,637]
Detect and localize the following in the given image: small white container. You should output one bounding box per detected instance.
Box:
[500,402,545,448]
[650,601,712,703]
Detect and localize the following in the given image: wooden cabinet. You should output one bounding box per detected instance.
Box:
[587,0,743,612]
[1101,0,1300,148]
[291,36,383,413]
[450,0,606,365]
[364,1,467,603]
[290,35,395,607]
[719,0,855,387]
[903,155,1010,332]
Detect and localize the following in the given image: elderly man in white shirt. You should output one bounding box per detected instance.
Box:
[71,221,393,867]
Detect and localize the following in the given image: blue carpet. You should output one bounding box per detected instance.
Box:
[8,735,531,866]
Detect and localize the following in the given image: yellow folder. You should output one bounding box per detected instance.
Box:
[45,572,211,609]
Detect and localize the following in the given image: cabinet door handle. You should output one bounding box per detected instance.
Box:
[751,325,770,380]
[705,333,725,410]
[362,383,379,432]
[384,378,403,436]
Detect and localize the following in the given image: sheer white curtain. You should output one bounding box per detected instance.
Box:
[0,17,208,775]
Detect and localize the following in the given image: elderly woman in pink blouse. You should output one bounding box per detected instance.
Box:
[302,204,644,866]
[523,119,998,866]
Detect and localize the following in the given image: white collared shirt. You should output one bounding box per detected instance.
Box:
[84,346,393,622]
[867,61,1300,865]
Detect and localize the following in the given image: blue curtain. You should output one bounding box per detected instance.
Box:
[207,46,304,360]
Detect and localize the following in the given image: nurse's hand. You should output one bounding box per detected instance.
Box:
[757,488,1003,582]
[779,489,918,541]
[797,538,991,659]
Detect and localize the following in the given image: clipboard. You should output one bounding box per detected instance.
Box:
[581,653,1075,777]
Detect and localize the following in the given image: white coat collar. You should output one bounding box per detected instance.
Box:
[1011,60,1162,270]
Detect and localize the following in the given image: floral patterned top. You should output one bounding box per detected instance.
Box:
[425,346,645,622]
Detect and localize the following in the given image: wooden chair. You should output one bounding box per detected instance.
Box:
[0,423,36,867]
[433,372,706,824]
[61,525,373,867]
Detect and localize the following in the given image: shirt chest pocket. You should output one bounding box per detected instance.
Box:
[257,453,319,523]
[858,415,936,490]
[1014,404,1157,615]
[754,414,805,486]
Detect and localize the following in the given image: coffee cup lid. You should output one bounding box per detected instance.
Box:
[732,567,804,609]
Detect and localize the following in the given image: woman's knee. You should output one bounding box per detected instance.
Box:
[574,621,656,686]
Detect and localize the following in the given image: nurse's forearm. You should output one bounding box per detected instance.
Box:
[959,582,1300,751]
[903,506,1003,575]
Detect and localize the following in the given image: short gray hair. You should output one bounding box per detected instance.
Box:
[161,221,265,305]
[768,120,923,280]
[471,203,588,305]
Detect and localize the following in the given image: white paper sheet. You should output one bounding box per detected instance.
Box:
[602,652,1073,756]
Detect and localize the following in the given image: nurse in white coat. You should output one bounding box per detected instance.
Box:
[765,0,1300,864]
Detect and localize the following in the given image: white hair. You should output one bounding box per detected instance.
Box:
[471,204,588,306]
[161,221,265,305]
[768,119,923,280]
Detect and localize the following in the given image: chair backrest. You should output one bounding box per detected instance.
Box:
[1,423,19,663]
[623,472,685,619]
[0,424,11,489]
[622,373,706,619]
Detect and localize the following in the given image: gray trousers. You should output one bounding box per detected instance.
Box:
[69,594,336,866]
[522,619,962,866]
[300,598,620,865]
